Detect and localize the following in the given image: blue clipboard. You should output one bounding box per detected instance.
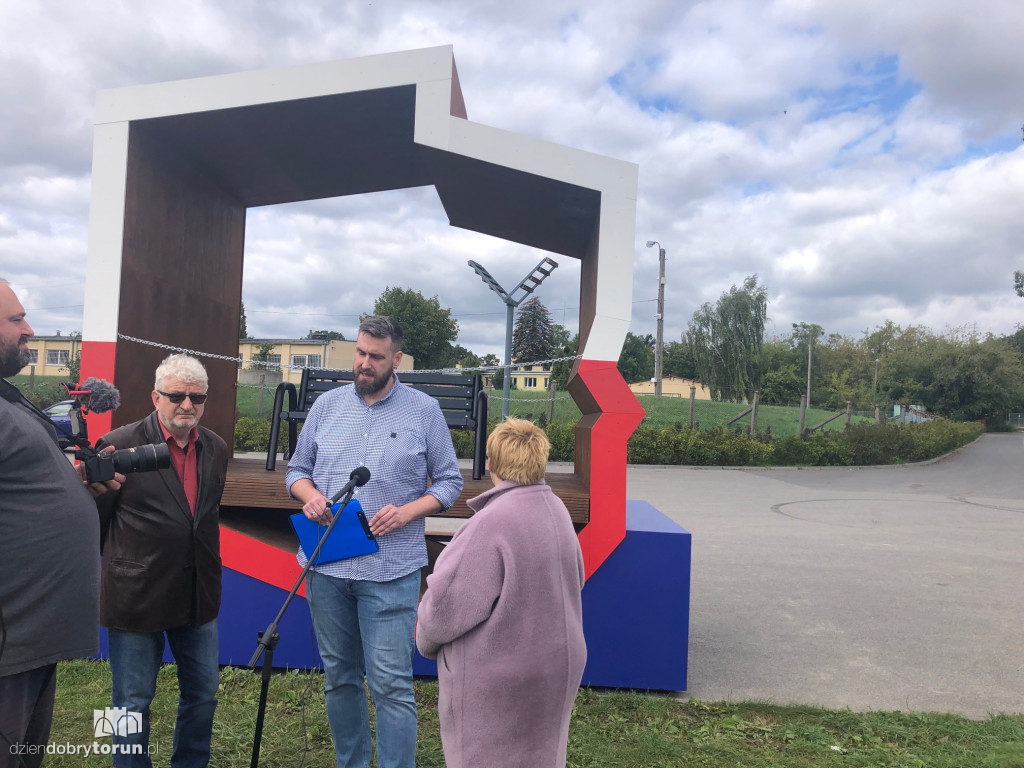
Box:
[290,498,378,564]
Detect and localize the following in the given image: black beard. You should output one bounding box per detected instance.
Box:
[0,340,30,379]
[354,366,394,397]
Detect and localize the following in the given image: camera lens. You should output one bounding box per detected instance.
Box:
[110,443,171,474]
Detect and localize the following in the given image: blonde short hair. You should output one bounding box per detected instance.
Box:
[487,418,549,485]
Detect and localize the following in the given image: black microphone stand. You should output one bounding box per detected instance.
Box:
[247,485,357,768]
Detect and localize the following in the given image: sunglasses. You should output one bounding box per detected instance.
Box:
[157,390,208,405]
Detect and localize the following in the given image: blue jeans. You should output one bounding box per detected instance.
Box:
[107,620,219,768]
[307,570,420,768]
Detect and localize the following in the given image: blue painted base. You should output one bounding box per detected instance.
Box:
[416,499,691,691]
[98,501,691,692]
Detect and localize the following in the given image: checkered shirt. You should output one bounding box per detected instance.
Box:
[285,375,463,581]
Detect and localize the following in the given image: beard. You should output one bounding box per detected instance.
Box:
[0,336,31,378]
[354,364,394,397]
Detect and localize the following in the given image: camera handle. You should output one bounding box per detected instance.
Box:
[246,483,358,768]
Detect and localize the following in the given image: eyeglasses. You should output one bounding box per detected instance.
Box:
[157,390,208,405]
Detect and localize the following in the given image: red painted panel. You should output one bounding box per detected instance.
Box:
[574,359,645,579]
[80,340,117,439]
[221,528,306,598]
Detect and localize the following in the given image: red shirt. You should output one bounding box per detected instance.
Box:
[159,421,199,515]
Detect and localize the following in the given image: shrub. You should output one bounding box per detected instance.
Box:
[23,380,69,410]
[234,417,290,454]
[544,422,576,462]
[771,432,853,467]
[449,429,475,459]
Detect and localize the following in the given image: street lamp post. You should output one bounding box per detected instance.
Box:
[645,241,667,396]
[468,256,559,419]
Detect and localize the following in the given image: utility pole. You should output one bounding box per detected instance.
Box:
[793,322,822,409]
[646,240,666,396]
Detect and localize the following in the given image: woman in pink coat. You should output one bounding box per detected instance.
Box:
[416,418,586,768]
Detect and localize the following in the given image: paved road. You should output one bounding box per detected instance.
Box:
[627,433,1024,718]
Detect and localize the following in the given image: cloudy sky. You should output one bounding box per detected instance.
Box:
[3,0,1023,361]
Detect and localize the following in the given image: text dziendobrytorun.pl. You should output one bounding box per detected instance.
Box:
[9,742,157,757]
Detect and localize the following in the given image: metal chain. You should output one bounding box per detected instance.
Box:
[116,334,244,364]
[116,333,582,375]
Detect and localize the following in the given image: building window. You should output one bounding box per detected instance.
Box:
[542,378,549,389]
[46,349,70,366]
[291,354,322,369]
[524,377,537,388]
[27,349,38,365]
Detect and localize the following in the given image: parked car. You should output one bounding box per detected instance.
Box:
[43,399,77,449]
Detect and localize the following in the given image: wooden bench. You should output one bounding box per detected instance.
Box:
[265,368,488,479]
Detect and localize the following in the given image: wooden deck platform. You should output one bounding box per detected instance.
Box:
[220,458,590,552]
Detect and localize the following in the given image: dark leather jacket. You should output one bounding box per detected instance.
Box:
[95,411,228,632]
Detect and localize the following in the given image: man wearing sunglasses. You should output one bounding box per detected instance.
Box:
[91,353,228,768]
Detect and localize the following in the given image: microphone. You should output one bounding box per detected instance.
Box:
[329,466,371,505]
[65,377,121,414]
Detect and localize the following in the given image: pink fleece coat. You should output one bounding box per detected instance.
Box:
[416,480,586,768]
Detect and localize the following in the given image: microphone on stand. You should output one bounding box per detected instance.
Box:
[248,463,373,766]
[330,466,371,505]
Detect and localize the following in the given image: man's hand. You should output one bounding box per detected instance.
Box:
[302,494,334,524]
[76,445,126,497]
[369,504,412,536]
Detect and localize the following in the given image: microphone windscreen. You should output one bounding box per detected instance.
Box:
[81,377,121,413]
[351,466,371,487]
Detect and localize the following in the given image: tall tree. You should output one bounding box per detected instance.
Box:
[305,329,346,340]
[511,296,555,364]
[440,344,482,370]
[1015,270,1024,298]
[370,286,459,370]
[239,301,250,339]
[791,322,824,407]
[549,324,578,390]
[882,327,1024,421]
[251,342,279,371]
[662,340,696,380]
[686,275,768,401]
[757,339,804,405]
[618,332,655,384]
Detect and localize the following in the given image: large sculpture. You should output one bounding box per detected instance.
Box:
[84,47,689,690]
[83,45,643,577]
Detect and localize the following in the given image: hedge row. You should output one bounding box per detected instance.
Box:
[235,416,985,467]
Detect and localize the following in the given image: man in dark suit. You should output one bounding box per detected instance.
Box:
[0,278,120,768]
[93,353,228,768]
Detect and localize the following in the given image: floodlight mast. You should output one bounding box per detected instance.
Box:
[467,256,559,419]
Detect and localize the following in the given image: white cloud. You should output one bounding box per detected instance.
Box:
[1,0,1022,356]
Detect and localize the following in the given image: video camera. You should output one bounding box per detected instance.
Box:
[63,378,171,483]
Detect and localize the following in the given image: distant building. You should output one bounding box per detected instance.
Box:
[508,364,551,391]
[20,334,82,378]
[629,375,712,400]
[237,338,414,385]
[20,337,413,384]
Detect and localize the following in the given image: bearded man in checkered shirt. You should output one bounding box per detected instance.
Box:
[286,315,462,768]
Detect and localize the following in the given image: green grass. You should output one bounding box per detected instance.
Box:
[491,389,872,439]
[47,660,1024,767]
[15,374,880,442]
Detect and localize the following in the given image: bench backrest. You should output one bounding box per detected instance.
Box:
[297,368,482,429]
